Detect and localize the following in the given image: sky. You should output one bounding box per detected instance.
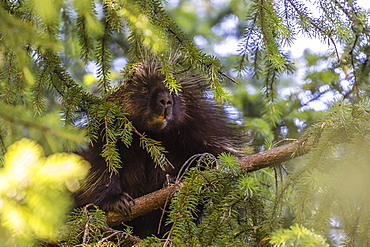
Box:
[210,0,370,58]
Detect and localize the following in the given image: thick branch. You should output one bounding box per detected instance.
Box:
[106,138,312,226]
[239,138,312,172]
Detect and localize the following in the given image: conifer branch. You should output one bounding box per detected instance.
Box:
[105,138,313,226]
[40,51,99,105]
[286,0,340,60]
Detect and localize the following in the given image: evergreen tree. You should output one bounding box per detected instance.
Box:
[0,0,369,246]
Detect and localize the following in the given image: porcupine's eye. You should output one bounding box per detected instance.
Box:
[141,87,148,94]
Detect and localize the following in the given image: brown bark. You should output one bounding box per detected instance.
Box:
[106,138,312,226]
[239,138,312,172]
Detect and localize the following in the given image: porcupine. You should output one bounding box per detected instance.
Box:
[74,61,244,238]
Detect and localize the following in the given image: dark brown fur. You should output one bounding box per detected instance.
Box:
[74,62,243,237]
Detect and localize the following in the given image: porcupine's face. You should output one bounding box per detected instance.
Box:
[120,63,184,133]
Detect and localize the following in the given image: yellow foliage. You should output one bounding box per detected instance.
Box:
[84,73,97,86]
[0,138,89,244]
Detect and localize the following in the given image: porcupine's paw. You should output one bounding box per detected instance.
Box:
[100,192,134,216]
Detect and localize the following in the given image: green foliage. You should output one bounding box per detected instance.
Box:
[61,206,109,246]
[135,237,163,247]
[165,153,277,246]
[85,100,170,171]
[239,0,295,88]
[0,101,86,156]
[276,100,370,245]
[139,135,171,171]
[61,205,135,246]
[87,102,127,170]
[270,224,329,247]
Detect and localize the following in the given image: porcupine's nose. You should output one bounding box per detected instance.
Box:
[157,91,173,109]
[155,91,173,120]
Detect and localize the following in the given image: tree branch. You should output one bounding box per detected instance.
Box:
[239,138,312,172]
[106,138,313,226]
